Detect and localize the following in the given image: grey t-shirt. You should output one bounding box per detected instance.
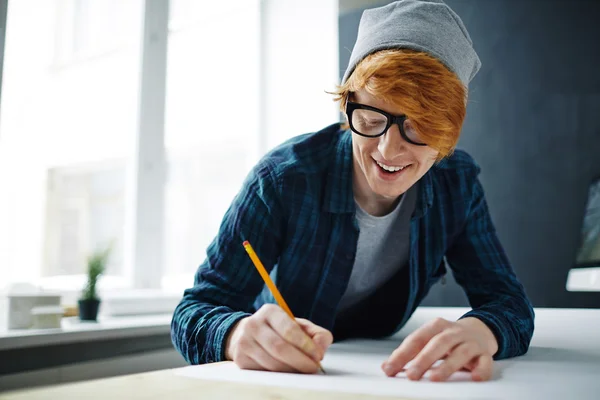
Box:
[338,184,417,312]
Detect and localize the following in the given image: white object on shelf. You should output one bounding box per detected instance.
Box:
[566,267,600,291]
[31,305,64,329]
[7,292,62,329]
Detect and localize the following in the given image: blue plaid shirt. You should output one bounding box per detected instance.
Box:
[171,123,535,364]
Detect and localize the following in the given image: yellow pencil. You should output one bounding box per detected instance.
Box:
[242,240,326,374]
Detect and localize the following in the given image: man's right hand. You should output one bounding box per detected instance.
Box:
[225,304,333,373]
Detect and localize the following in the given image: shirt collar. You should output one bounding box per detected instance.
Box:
[322,127,434,217]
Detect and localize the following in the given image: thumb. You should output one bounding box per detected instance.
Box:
[296,318,333,354]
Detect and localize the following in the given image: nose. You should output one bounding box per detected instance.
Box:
[377,123,406,161]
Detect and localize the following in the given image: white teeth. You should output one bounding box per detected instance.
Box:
[376,161,408,172]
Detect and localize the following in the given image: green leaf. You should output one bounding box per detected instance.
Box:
[82,242,113,300]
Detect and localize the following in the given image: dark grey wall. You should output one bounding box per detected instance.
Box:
[339,0,600,308]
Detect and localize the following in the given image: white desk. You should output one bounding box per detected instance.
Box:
[2,307,600,400]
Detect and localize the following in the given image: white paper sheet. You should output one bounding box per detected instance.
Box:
[173,309,600,400]
[174,339,497,399]
[173,337,600,400]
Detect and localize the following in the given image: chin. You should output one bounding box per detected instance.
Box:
[371,184,405,199]
[380,190,405,199]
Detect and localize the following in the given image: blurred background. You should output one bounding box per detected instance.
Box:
[0,0,598,391]
[0,0,338,297]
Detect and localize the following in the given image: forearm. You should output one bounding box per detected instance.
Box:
[171,298,251,364]
[459,295,534,360]
[169,158,284,364]
[447,168,535,360]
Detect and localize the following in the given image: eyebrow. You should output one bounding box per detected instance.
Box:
[349,100,406,118]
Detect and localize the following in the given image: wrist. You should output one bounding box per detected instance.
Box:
[225,318,246,361]
[457,317,499,356]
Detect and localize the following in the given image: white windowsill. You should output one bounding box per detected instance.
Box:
[0,314,172,351]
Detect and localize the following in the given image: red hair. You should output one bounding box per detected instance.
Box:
[331,49,467,160]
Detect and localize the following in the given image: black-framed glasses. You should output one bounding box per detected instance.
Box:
[345,101,426,146]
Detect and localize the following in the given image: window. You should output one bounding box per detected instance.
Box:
[43,160,126,278]
[53,0,141,65]
[0,0,339,300]
[0,0,143,290]
[161,0,262,290]
[161,0,339,291]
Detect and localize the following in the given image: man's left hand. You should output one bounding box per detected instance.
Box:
[381,317,498,382]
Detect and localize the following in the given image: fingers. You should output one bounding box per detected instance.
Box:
[261,306,322,362]
[405,327,464,381]
[382,316,495,382]
[234,354,264,371]
[233,334,297,373]
[254,321,321,374]
[228,304,328,374]
[383,317,451,377]
[428,342,480,382]
[471,354,493,381]
[296,318,333,355]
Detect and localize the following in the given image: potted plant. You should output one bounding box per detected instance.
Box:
[78,244,111,321]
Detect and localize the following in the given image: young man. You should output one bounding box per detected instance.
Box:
[171,0,534,382]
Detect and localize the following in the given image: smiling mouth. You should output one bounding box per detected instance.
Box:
[375,159,411,174]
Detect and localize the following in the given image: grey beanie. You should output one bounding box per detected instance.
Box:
[342,0,481,88]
